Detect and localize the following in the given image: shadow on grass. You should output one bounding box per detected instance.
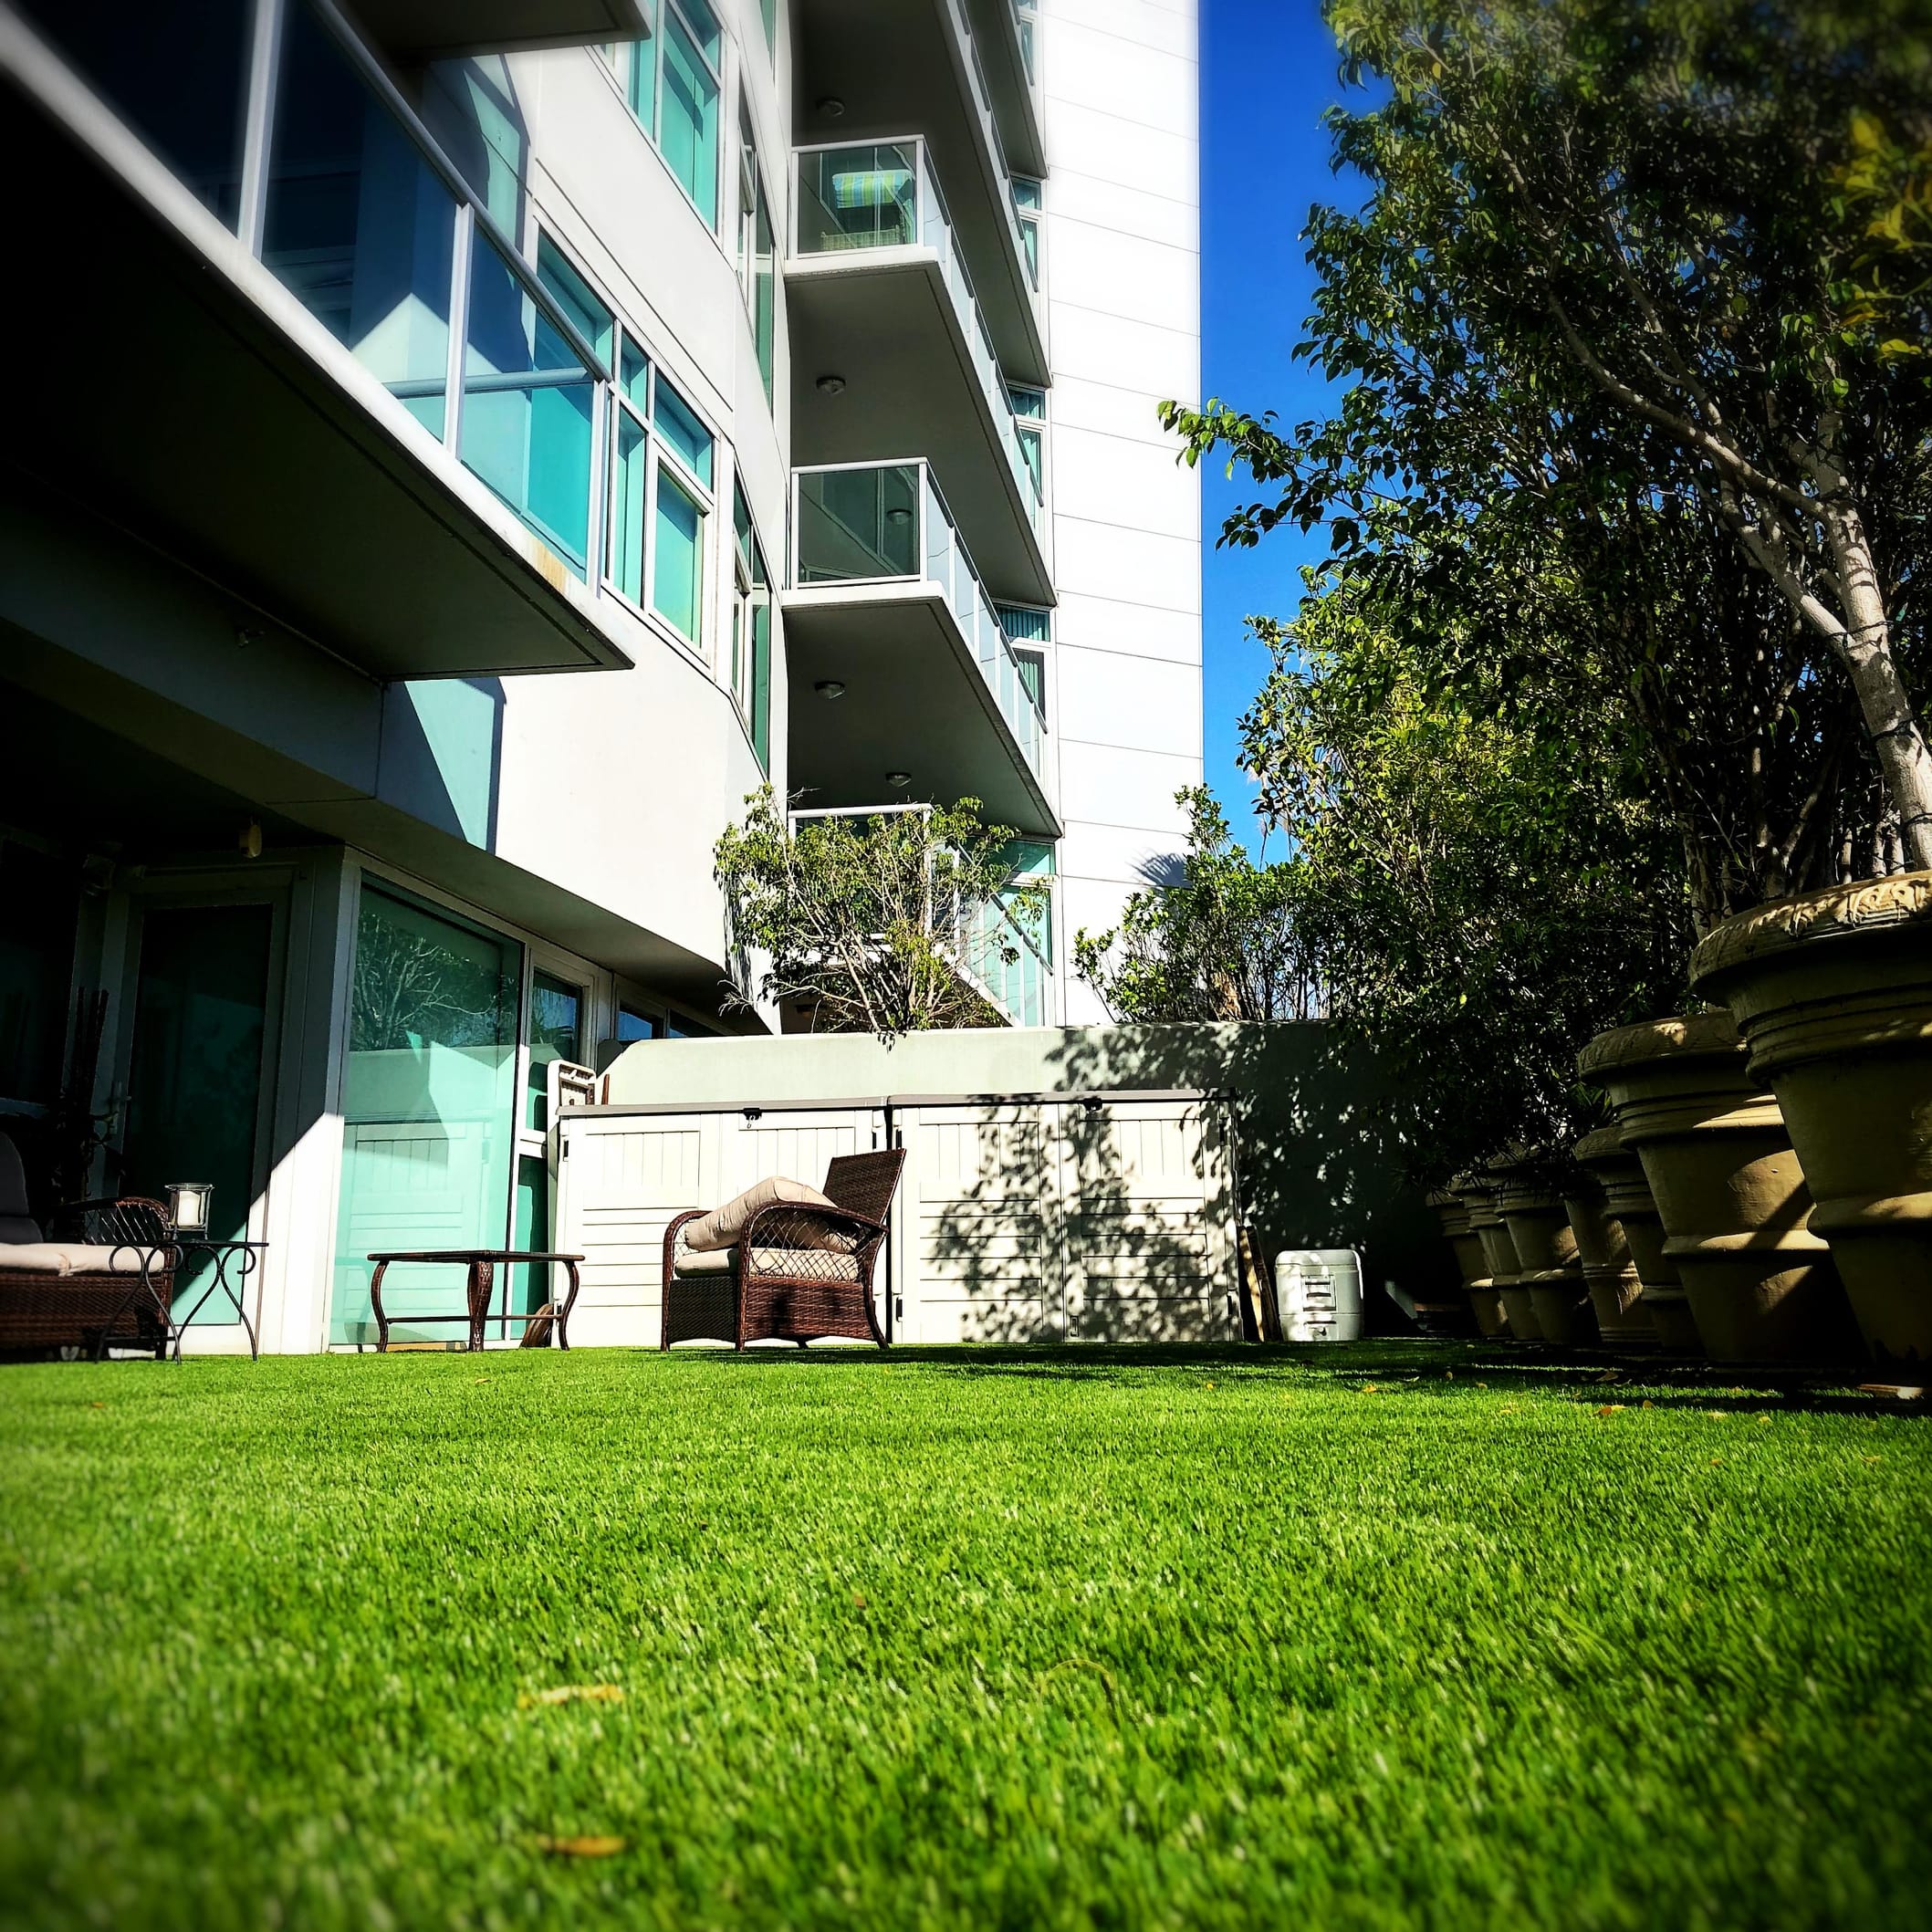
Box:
[658,1338,1929,1414]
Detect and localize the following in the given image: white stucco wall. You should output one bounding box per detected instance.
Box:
[1036,0,1205,1021]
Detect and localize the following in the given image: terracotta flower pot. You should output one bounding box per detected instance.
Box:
[1497,1160,1596,1347]
[1564,1128,1654,1348]
[1576,1013,1857,1363]
[1690,871,1932,1364]
[1572,1128,1700,1352]
[1448,1175,1517,1339]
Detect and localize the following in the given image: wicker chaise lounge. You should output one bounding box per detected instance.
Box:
[0,1133,176,1358]
[662,1148,905,1350]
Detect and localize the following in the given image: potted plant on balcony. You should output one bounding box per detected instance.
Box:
[715,790,1049,1038]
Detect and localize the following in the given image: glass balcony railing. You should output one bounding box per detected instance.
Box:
[792,461,1048,778]
[793,139,1043,530]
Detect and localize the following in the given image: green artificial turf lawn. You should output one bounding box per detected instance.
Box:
[1,1344,1928,1931]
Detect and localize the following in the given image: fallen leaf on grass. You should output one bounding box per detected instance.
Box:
[1360,1384,1381,1394]
[1641,1399,1656,1409]
[1708,1456,1724,1467]
[1864,1455,1884,1466]
[851,1591,868,1609]
[534,1834,627,1858]
[471,1376,493,1384]
[89,1403,105,1411]
[1596,1370,1624,1384]
[519,1685,624,1709]
[1499,1403,1520,1415]
[1596,1405,1626,1417]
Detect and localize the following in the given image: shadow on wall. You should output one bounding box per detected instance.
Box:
[378,679,506,851]
[923,1022,1457,1345]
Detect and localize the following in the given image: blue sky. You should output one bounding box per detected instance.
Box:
[1197,0,1359,855]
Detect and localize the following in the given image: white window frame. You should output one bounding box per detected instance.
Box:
[602,0,726,233]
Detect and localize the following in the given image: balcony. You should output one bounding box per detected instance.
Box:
[793,0,1044,387]
[784,463,1058,841]
[788,139,1050,606]
[0,0,637,679]
[964,0,1044,178]
[789,806,1054,1028]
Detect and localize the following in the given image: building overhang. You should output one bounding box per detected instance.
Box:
[782,581,1060,840]
[348,0,649,61]
[794,0,1044,386]
[787,252,1052,607]
[0,17,634,682]
[962,0,1044,178]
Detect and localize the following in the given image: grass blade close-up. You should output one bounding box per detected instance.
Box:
[1,1344,1927,1930]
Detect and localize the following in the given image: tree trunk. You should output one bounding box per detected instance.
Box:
[1824,505,1932,872]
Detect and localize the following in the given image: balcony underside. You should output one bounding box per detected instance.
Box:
[963,0,1044,177]
[794,0,1044,387]
[0,57,632,683]
[788,255,1051,607]
[351,0,648,60]
[782,583,1060,840]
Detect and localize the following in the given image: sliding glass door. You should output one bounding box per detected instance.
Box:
[329,886,519,1344]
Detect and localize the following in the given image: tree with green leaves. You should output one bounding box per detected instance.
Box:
[1166,0,1932,893]
[1073,788,1318,1022]
[714,792,1049,1037]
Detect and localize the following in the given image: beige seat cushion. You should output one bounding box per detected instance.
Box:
[0,1243,168,1277]
[684,1175,836,1252]
[673,1246,863,1284]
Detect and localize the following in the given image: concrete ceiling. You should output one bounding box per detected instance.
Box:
[783,584,1059,839]
[3,74,632,684]
[794,0,1045,387]
[350,0,649,60]
[788,255,1052,608]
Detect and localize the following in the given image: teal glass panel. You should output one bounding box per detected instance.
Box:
[997,603,1051,643]
[264,2,455,409]
[653,379,714,486]
[621,340,651,408]
[673,0,722,67]
[461,236,594,572]
[609,407,649,603]
[331,888,518,1345]
[660,11,720,225]
[751,597,771,772]
[524,970,582,1133]
[627,18,658,134]
[17,0,249,225]
[1013,648,1047,713]
[796,465,920,580]
[0,842,78,1108]
[757,0,778,50]
[121,905,271,1322]
[536,235,614,372]
[653,470,704,639]
[511,1153,549,1318]
[797,143,917,254]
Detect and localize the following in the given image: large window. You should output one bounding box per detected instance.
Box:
[610,1,723,228]
[736,102,777,405]
[1012,176,1042,289]
[732,484,773,771]
[1008,385,1046,501]
[533,236,716,654]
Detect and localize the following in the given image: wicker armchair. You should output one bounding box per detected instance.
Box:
[0,1133,176,1358]
[663,1148,905,1350]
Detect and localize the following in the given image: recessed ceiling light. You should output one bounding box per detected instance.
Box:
[886,771,913,788]
[814,679,847,700]
[818,96,845,118]
[816,373,847,395]
[885,506,912,525]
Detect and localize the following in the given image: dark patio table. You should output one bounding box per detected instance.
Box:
[366,1249,584,1352]
[167,1239,268,1361]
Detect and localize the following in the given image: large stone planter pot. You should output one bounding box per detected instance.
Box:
[1426,1190,1490,1290]
[1690,871,1932,1363]
[1497,1162,1596,1346]
[1576,1013,1856,1363]
[1479,1161,1545,1342]
[1572,1128,1700,1352]
[1565,1129,1654,1348]
[1449,1175,1521,1339]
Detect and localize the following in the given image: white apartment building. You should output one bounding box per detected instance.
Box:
[0,0,1202,1351]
